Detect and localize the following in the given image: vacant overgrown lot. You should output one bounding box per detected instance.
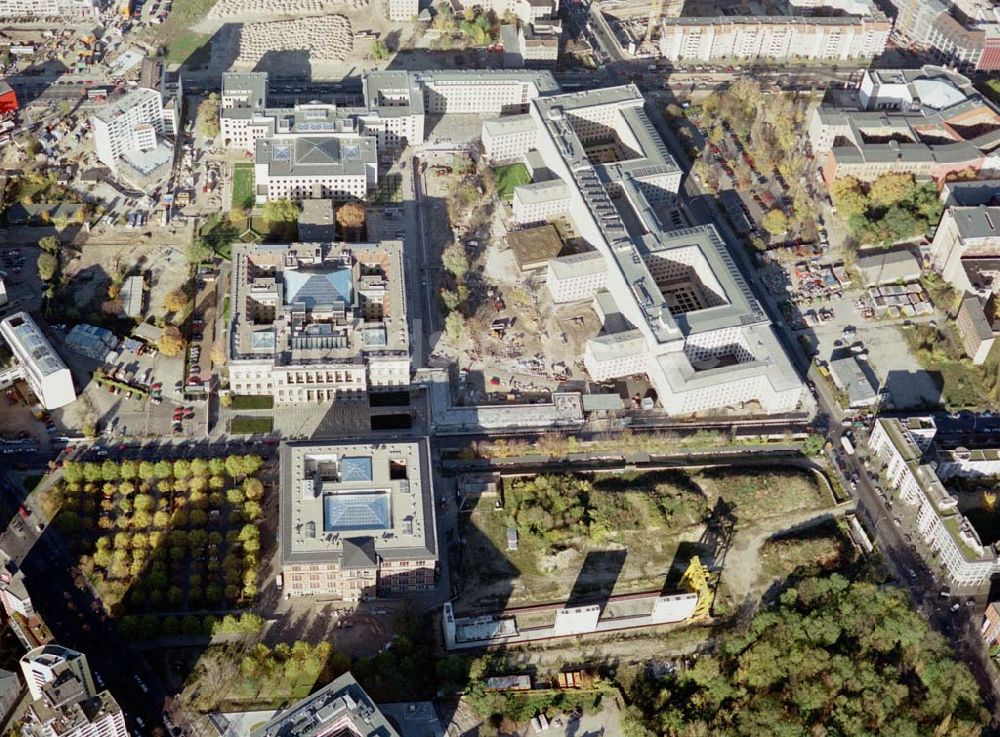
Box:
[455,467,829,610]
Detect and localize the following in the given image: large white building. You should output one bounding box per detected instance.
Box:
[229,241,410,403]
[0,312,76,410]
[481,85,804,415]
[657,14,890,62]
[0,0,95,19]
[221,70,560,203]
[91,61,181,191]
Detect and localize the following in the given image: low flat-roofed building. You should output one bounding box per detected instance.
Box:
[119,275,144,318]
[0,312,75,410]
[297,199,337,241]
[507,223,563,271]
[856,249,922,286]
[65,324,118,363]
[229,241,409,404]
[279,440,437,600]
[250,672,398,737]
[829,354,879,407]
[117,141,173,191]
[133,322,163,345]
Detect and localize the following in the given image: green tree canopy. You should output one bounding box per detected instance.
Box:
[36,252,57,282]
[262,198,299,226]
[619,575,988,737]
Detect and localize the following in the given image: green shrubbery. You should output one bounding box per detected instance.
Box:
[505,474,708,552]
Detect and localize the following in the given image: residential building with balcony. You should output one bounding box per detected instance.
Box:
[870,416,1000,586]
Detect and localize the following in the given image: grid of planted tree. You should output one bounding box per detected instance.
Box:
[53,456,265,615]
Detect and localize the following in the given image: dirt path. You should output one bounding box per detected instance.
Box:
[720,502,852,601]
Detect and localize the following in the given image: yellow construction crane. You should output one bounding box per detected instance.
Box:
[679,557,712,619]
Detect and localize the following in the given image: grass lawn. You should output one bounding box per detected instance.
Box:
[230,395,273,410]
[231,164,255,210]
[230,416,273,434]
[199,215,239,260]
[163,31,210,65]
[493,163,531,200]
[146,0,216,65]
[979,79,1000,106]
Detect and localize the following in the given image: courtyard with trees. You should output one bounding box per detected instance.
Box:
[830,173,943,247]
[51,455,266,617]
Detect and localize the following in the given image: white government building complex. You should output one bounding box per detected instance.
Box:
[220,70,559,203]
[221,69,803,416]
[482,84,804,415]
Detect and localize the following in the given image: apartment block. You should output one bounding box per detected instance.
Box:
[930,206,1000,294]
[279,441,437,600]
[658,15,889,62]
[888,0,1000,71]
[21,652,127,737]
[0,0,95,19]
[251,672,398,737]
[482,84,803,416]
[229,241,409,404]
[91,63,181,192]
[20,646,95,702]
[0,312,75,410]
[387,0,416,20]
[956,295,996,365]
[0,553,33,619]
[870,417,999,586]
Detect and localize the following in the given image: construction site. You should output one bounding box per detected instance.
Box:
[597,0,684,57]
